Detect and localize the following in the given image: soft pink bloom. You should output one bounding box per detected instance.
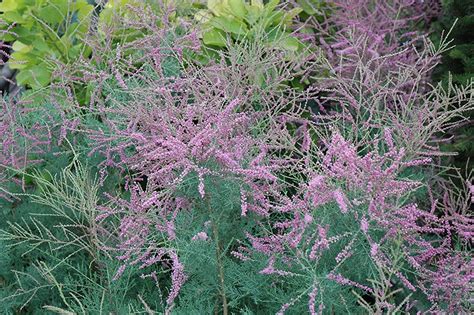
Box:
[191,232,208,241]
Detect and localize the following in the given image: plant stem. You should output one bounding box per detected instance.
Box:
[212,221,229,315]
[207,193,229,315]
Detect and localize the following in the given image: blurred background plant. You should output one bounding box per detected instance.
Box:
[0,0,94,89]
[430,0,474,175]
[0,0,192,99]
[195,0,303,51]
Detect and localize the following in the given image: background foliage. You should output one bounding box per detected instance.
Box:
[431,0,474,172]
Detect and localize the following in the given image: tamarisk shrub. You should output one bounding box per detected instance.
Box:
[239,130,472,313]
[231,1,473,313]
[308,0,474,160]
[53,0,472,313]
[292,1,472,311]
[93,89,296,313]
[87,42,310,311]
[51,10,307,312]
[313,0,440,80]
[89,58,472,312]
[0,94,51,201]
[74,9,317,311]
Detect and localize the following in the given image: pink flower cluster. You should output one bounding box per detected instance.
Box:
[91,91,280,211]
[0,96,50,200]
[317,0,438,79]
[94,86,283,308]
[126,98,276,203]
[239,130,472,313]
[85,1,471,312]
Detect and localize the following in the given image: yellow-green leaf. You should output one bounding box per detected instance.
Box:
[195,9,213,23]
[251,0,264,9]
[203,28,227,47]
[209,16,248,35]
[34,37,50,52]
[75,0,94,17]
[0,0,21,12]
[12,41,33,53]
[228,0,246,19]
[297,0,322,15]
[208,0,228,16]
[275,36,300,52]
[9,51,32,69]
[245,4,261,25]
[0,11,25,23]
[16,65,52,89]
[38,4,65,25]
[268,10,284,26]
[264,0,279,12]
[282,7,303,25]
[75,2,94,33]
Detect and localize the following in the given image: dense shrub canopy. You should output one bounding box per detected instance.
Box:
[0,1,472,314]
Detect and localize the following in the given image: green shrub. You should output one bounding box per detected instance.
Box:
[0,0,94,89]
[195,0,303,51]
[431,0,474,173]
